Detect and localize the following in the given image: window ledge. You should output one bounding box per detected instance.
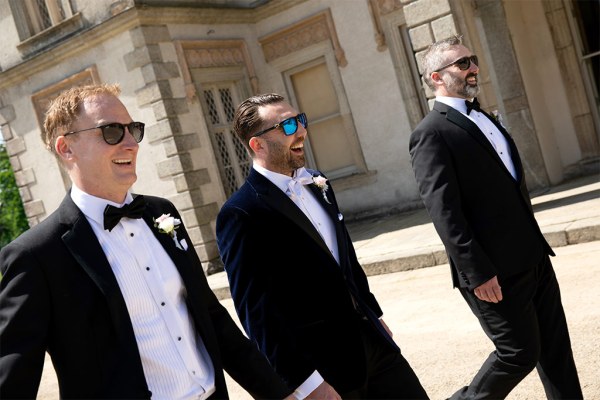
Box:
[330,170,378,192]
[17,12,84,56]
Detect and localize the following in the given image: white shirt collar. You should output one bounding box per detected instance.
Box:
[253,162,299,193]
[70,184,134,227]
[436,95,471,115]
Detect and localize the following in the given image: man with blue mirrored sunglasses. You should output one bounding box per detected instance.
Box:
[217,93,428,399]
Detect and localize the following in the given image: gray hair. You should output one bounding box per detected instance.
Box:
[421,35,463,91]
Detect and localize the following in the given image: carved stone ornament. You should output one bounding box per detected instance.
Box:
[259,9,347,67]
[175,40,258,101]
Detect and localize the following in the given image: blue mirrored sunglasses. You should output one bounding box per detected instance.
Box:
[252,113,308,137]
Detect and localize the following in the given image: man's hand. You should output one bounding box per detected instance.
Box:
[474,276,503,303]
[306,381,341,400]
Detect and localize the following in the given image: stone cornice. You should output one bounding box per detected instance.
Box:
[0,9,141,90]
[136,0,305,24]
[0,0,306,90]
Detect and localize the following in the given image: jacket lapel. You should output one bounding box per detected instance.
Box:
[306,178,350,267]
[248,169,334,259]
[480,109,524,183]
[58,195,142,364]
[436,101,519,183]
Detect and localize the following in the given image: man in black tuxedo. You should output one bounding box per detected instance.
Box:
[0,84,293,399]
[216,93,428,399]
[409,36,582,399]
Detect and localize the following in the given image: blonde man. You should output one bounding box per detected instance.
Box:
[0,84,292,399]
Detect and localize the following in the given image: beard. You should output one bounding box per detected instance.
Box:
[265,138,305,175]
[442,70,480,98]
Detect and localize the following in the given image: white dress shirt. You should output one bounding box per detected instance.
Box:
[436,96,517,180]
[71,185,215,400]
[253,163,341,398]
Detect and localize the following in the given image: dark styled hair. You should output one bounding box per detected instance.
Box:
[233,93,285,156]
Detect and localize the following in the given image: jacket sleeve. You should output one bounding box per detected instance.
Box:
[0,242,49,398]
[409,126,497,289]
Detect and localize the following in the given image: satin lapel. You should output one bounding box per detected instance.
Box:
[480,109,525,183]
[248,170,333,258]
[306,182,348,267]
[442,105,516,181]
[445,106,500,160]
[58,195,136,335]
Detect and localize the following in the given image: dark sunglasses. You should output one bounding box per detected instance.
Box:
[435,55,478,72]
[64,122,145,145]
[252,113,308,137]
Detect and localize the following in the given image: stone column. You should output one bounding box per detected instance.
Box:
[125,25,222,274]
[474,0,549,189]
[1,104,43,227]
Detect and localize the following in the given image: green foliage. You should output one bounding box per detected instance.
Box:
[0,143,29,248]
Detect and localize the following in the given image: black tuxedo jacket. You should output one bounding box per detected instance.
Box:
[409,101,553,290]
[0,193,290,399]
[216,168,398,393]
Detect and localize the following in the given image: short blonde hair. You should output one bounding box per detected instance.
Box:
[43,83,121,153]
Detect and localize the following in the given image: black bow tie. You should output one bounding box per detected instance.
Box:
[103,195,146,231]
[465,98,481,115]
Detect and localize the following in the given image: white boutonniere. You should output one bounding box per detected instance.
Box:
[490,110,506,129]
[312,175,331,204]
[154,213,184,250]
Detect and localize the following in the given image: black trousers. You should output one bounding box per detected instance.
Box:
[340,319,429,399]
[451,255,582,400]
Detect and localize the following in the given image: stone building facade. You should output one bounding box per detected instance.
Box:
[0,0,598,273]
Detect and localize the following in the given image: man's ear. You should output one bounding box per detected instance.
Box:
[248,136,264,154]
[55,135,73,162]
[431,71,443,86]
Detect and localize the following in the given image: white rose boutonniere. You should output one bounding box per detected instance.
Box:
[154,213,184,250]
[312,175,332,204]
[490,110,506,129]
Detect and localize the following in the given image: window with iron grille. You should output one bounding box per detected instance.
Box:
[202,84,251,198]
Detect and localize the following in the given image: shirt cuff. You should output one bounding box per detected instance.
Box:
[293,370,324,399]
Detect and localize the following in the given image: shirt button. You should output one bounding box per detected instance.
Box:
[130,233,134,237]
[146,267,150,271]
[161,302,165,306]
[177,337,182,341]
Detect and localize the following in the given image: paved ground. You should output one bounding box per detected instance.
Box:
[219,241,600,399]
[35,174,600,398]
